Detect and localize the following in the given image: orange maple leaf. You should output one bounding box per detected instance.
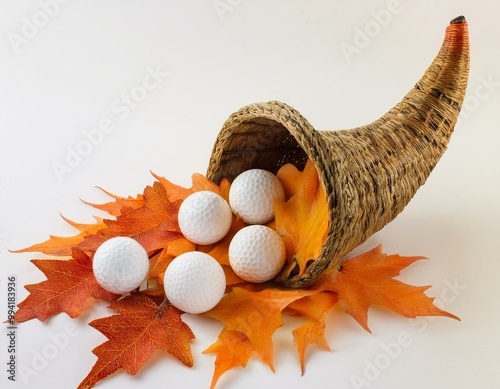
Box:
[205,247,459,386]
[204,217,246,288]
[203,285,339,387]
[77,181,183,254]
[153,171,225,201]
[10,215,106,257]
[287,291,338,374]
[203,329,258,389]
[81,186,145,217]
[203,285,316,384]
[148,238,196,282]
[10,187,146,257]
[13,160,462,389]
[78,293,194,389]
[14,248,118,322]
[274,159,328,279]
[318,245,460,332]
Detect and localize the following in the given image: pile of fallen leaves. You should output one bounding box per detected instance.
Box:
[12,160,458,389]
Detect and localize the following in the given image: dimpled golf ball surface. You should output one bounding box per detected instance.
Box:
[178,191,232,245]
[92,236,149,294]
[229,225,286,283]
[164,251,226,314]
[229,169,285,224]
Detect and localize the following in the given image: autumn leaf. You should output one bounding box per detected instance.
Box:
[78,293,194,389]
[276,161,312,199]
[318,245,460,332]
[60,214,104,232]
[148,238,196,282]
[204,217,245,266]
[274,160,328,279]
[203,329,258,389]
[11,187,146,257]
[81,187,145,217]
[203,285,316,377]
[287,291,338,374]
[77,181,183,254]
[10,215,106,257]
[204,247,460,386]
[204,217,246,288]
[153,172,223,202]
[14,248,118,322]
[13,160,462,389]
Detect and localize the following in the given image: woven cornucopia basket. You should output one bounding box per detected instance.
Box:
[207,17,470,288]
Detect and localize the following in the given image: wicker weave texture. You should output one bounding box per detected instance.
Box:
[207,17,470,288]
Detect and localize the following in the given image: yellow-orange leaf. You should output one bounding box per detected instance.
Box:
[13,161,462,389]
[288,292,338,374]
[205,217,246,288]
[60,214,104,232]
[14,249,118,322]
[274,159,328,279]
[218,178,231,202]
[153,172,221,202]
[149,238,196,282]
[276,162,308,199]
[10,216,106,257]
[203,329,258,389]
[78,293,194,389]
[205,217,245,266]
[165,237,197,257]
[82,187,145,217]
[203,285,315,372]
[318,245,460,332]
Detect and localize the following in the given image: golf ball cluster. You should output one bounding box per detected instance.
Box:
[163,251,226,314]
[90,166,287,314]
[92,236,149,294]
[176,168,286,277]
[229,169,285,224]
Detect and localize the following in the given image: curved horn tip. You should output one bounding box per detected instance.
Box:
[451,15,466,23]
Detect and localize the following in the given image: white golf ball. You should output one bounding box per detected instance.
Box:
[178,191,233,245]
[229,225,286,283]
[92,236,149,294]
[164,251,226,314]
[229,169,285,224]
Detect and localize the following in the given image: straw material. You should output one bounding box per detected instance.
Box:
[207,17,470,288]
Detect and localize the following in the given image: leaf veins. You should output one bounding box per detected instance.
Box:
[78,293,194,389]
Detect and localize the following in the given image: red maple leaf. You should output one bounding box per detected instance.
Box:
[78,293,194,389]
[77,181,183,254]
[14,248,118,322]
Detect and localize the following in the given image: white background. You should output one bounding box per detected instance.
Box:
[1,1,499,388]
